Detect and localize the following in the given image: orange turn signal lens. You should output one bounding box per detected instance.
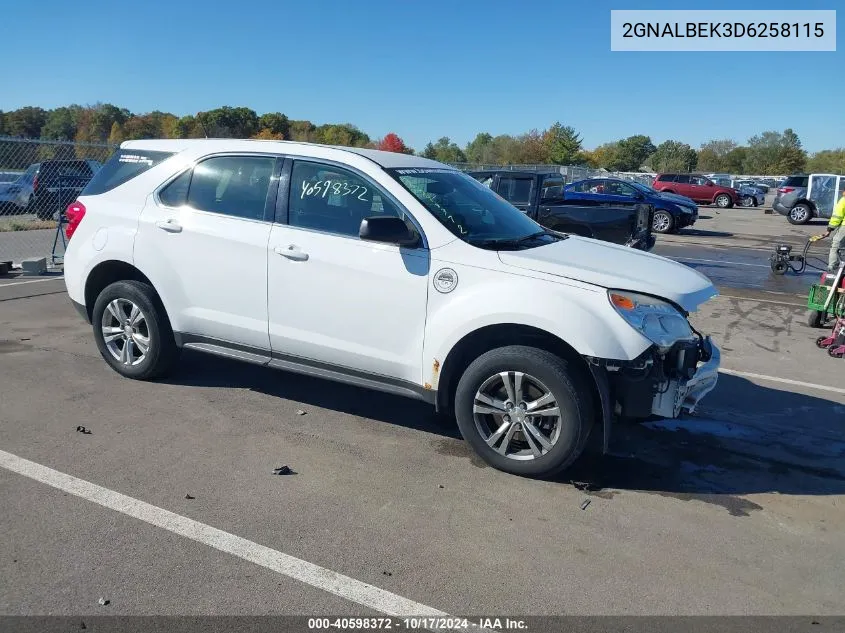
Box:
[610,293,636,311]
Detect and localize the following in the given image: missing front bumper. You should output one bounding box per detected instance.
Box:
[651,338,721,418]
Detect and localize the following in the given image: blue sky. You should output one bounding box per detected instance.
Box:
[1,0,841,152]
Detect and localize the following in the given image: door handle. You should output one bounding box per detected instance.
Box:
[274,245,309,261]
[156,219,182,233]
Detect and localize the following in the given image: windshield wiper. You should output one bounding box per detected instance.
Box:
[468,230,567,248]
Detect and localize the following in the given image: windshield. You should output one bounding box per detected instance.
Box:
[631,181,658,195]
[388,167,562,248]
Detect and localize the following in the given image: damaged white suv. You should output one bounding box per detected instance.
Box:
[63,139,720,477]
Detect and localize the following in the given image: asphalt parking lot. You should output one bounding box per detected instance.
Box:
[1,208,844,624]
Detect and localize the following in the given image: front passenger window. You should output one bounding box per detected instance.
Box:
[288,161,403,237]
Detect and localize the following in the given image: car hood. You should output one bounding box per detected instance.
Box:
[657,191,697,207]
[497,236,717,312]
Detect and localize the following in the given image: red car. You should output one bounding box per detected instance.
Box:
[652,174,738,208]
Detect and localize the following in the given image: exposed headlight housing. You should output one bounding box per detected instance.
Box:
[608,290,696,351]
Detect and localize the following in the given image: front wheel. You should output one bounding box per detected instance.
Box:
[92,280,179,380]
[454,346,594,478]
[652,210,675,234]
[715,193,733,208]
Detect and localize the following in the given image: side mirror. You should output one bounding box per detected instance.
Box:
[633,192,645,200]
[359,216,420,247]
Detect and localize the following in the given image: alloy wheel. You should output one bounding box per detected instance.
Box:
[101,298,150,366]
[652,212,671,233]
[473,371,562,461]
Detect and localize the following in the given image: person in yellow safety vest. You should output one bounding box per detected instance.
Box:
[822,189,845,271]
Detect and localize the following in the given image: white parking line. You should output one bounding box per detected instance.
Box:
[715,294,804,307]
[0,449,451,622]
[719,369,845,396]
[0,276,64,287]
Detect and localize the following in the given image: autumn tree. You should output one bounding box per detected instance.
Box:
[697,139,737,172]
[744,129,806,175]
[258,112,290,139]
[377,132,411,153]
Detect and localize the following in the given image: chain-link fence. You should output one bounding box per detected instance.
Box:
[0,137,115,267]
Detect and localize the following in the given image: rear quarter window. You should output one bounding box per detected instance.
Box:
[782,176,809,188]
[82,150,174,196]
[657,174,675,182]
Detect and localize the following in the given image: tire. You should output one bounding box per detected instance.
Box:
[807,310,824,328]
[652,210,675,234]
[91,280,179,380]
[787,203,812,225]
[715,193,732,209]
[740,195,754,208]
[453,345,594,478]
[771,260,788,275]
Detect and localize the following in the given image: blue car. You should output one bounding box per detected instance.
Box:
[564,177,699,234]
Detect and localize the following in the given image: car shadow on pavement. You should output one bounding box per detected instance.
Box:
[167,350,462,439]
[677,228,733,238]
[167,353,845,509]
[565,374,845,512]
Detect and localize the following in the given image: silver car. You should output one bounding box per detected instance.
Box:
[0,163,38,215]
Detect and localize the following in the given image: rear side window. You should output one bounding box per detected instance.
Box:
[674,175,690,184]
[782,176,809,188]
[540,177,564,200]
[657,174,675,182]
[187,156,275,221]
[82,150,174,195]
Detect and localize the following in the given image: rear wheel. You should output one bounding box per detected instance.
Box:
[92,280,179,380]
[454,346,593,478]
[740,195,754,208]
[788,203,812,225]
[715,193,732,208]
[652,210,675,234]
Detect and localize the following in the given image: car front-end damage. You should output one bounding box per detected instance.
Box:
[586,289,720,426]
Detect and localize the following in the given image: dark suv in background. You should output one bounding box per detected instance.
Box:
[31,159,102,220]
[652,173,738,208]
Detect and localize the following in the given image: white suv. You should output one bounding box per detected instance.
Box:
[63,139,720,478]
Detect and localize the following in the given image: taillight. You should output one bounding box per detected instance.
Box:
[32,175,38,191]
[778,187,794,194]
[65,201,86,240]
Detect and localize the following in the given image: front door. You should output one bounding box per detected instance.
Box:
[134,154,278,350]
[672,174,694,199]
[267,159,430,384]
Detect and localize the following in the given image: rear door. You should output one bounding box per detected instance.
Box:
[134,153,279,351]
[672,174,693,198]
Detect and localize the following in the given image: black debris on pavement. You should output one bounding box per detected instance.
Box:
[76,426,92,435]
[80,622,86,630]
[98,598,109,606]
[580,499,591,511]
[382,571,392,576]
[19,338,30,341]
[185,494,195,500]
[438,484,445,489]
[273,465,296,476]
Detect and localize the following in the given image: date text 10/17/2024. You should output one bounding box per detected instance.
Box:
[307,617,528,630]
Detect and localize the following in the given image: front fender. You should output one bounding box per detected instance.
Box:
[422,270,651,389]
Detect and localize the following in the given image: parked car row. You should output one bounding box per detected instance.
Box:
[0,159,102,218]
[651,173,739,208]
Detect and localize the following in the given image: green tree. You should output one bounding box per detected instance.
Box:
[195,106,259,138]
[6,106,48,138]
[608,135,655,171]
[465,132,495,163]
[696,139,738,172]
[807,149,845,174]
[422,137,466,163]
[722,147,748,173]
[744,129,806,175]
[646,140,697,172]
[41,106,81,140]
[542,123,582,165]
[74,104,130,143]
[587,143,620,169]
[258,112,290,139]
[173,115,205,138]
[0,110,6,136]
[315,123,369,147]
